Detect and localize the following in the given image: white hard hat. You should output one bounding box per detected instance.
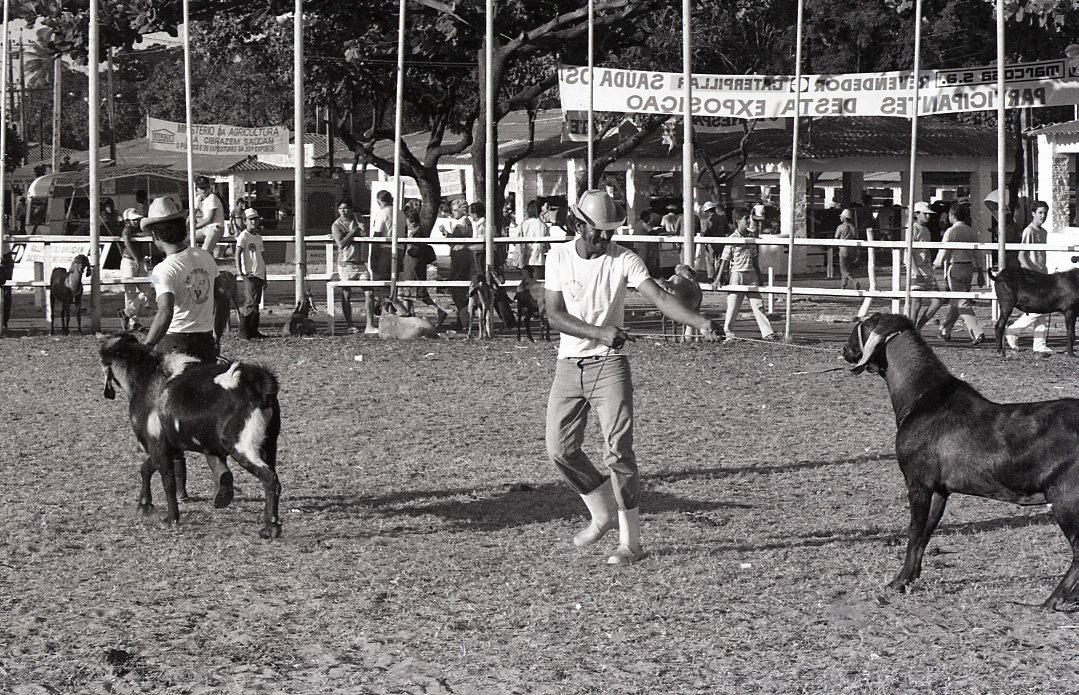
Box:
[571,189,624,231]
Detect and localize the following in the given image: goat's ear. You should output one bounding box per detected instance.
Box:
[850,328,888,374]
[84,263,92,278]
[103,366,116,400]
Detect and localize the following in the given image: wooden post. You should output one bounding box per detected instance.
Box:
[586,0,594,189]
[293,0,306,304]
[995,0,1006,273]
[181,0,196,246]
[767,266,775,314]
[782,0,805,340]
[390,0,406,299]
[51,57,60,176]
[88,0,101,331]
[680,0,693,268]
[902,0,923,319]
[891,248,901,314]
[106,47,116,163]
[484,0,495,275]
[0,0,8,337]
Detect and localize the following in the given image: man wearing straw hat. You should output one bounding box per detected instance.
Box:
[544,190,722,565]
[141,195,234,505]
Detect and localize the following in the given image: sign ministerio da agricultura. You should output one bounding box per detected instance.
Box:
[146,117,290,156]
[560,58,1079,119]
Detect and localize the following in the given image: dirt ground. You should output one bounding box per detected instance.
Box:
[3,298,1079,693]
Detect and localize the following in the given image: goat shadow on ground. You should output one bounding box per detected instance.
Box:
[698,510,1055,553]
[646,452,897,483]
[287,477,750,535]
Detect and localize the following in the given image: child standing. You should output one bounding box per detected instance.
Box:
[234,207,267,339]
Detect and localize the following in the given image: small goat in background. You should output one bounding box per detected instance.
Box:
[50,254,90,334]
[100,334,283,539]
[516,270,550,341]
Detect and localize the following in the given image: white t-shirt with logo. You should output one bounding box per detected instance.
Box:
[150,247,220,334]
[544,240,650,359]
[235,230,267,279]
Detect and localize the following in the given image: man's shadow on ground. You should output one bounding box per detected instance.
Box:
[285,452,900,535]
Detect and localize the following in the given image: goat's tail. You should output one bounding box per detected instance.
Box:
[240,365,280,409]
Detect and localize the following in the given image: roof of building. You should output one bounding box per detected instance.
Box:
[1025,120,1079,137]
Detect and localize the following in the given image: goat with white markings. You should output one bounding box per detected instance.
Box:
[50,254,90,334]
[844,312,1079,610]
[100,334,283,538]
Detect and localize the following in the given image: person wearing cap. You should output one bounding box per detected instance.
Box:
[118,207,150,331]
[834,208,862,291]
[933,202,986,345]
[193,176,225,256]
[1003,200,1053,354]
[906,201,941,326]
[711,207,779,341]
[234,207,268,339]
[544,190,722,565]
[142,196,233,505]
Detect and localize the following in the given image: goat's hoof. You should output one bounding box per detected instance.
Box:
[213,472,235,509]
[1043,597,1079,612]
[886,578,912,593]
[259,523,282,540]
[136,502,155,516]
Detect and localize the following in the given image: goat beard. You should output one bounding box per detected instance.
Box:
[103,368,116,400]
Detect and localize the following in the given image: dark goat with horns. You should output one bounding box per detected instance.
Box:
[100,334,283,539]
[843,312,1079,610]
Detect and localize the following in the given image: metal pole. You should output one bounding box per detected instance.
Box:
[0,0,9,337]
[996,0,1006,271]
[782,0,805,340]
[681,0,693,267]
[293,0,306,304]
[18,30,26,143]
[484,0,494,274]
[902,0,923,318]
[586,0,594,189]
[88,0,101,330]
[181,0,196,246]
[390,0,406,299]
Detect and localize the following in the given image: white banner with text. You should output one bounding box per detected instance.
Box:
[559,59,1079,118]
[147,117,290,156]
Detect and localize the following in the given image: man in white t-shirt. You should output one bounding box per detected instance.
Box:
[1004,200,1053,354]
[545,190,721,565]
[194,176,225,255]
[234,207,268,339]
[369,190,404,331]
[142,195,233,508]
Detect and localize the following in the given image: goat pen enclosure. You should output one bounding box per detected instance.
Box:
[3,328,1079,693]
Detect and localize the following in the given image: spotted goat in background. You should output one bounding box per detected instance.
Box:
[99,334,283,538]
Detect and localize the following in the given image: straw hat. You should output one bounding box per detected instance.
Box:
[140,197,186,231]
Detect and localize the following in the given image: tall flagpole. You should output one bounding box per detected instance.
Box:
[88,0,101,330]
[586,0,594,189]
[782,0,805,341]
[680,0,693,267]
[0,0,9,337]
[293,0,306,304]
[995,0,1006,272]
[390,0,406,299]
[484,0,494,275]
[903,0,924,318]
[181,0,196,246]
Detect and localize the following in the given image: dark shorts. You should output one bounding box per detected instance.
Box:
[154,332,218,363]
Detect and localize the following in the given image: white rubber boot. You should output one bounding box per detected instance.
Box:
[1033,329,1053,354]
[573,478,618,547]
[607,508,646,565]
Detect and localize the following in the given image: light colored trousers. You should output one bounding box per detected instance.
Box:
[546,355,639,509]
[942,262,984,338]
[1006,311,1050,348]
[724,270,775,338]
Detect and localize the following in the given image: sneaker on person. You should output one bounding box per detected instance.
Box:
[364,325,379,335]
[723,335,737,343]
[1033,342,1054,355]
